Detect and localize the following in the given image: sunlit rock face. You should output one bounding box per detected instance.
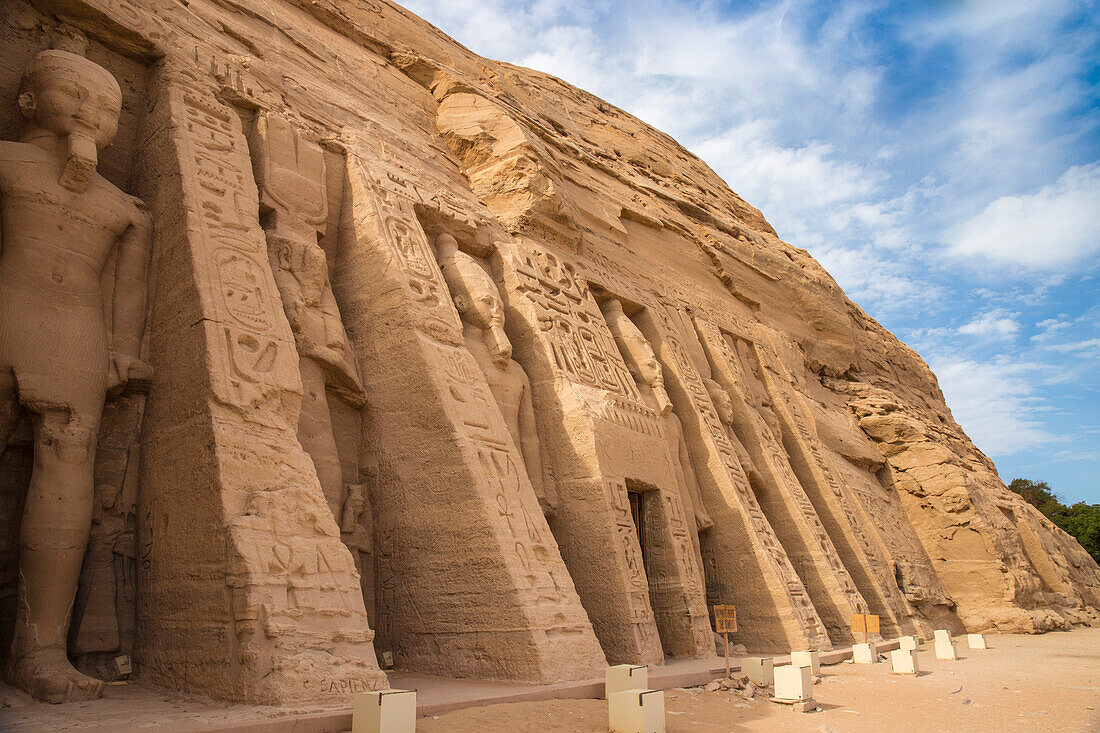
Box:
[0,0,1096,706]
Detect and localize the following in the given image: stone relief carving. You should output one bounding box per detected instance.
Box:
[600,299,672,416]
[248,112,366,522]
[0,50,151,703]
[598,298,714,654]
[599,299,713,529]
[437,234,557,516]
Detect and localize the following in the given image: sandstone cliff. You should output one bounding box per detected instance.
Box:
[0,0,1096,705]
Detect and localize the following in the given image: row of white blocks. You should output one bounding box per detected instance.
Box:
[348,635,989,731]
[889,632,988,674]
[606,665,664,733]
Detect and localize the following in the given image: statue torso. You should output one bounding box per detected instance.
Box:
[0,141,137,297]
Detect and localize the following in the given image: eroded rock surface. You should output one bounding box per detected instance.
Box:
[0,0,1095,707]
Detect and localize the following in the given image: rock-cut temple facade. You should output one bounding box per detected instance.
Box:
[0,0,1097,706]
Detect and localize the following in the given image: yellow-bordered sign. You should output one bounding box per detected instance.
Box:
[851,613,880,634]
[714,605,737,633]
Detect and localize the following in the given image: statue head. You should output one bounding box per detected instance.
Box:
[437,234,512,367]
[705,378,734,426]
[601,298,672,414]
[19,50,122,191]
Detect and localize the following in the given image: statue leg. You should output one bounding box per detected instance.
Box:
[9,403,104,703]
[297,356,344,522]
[0,370,16,451]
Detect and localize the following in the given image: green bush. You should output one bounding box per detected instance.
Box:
[1009,478,1100,565]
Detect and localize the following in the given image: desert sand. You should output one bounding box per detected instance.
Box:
[417,630,1100,733]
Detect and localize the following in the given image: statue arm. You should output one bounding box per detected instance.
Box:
[676,421,713,530]
[519,369,557,515]
[319,280,367,407]
[271,266,305,332]
[108,203,152,388]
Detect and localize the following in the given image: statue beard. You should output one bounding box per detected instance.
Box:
[59,132,97,192]
[653,382,673,416]
[485,324,512,367]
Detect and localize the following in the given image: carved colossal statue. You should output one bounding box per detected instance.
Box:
[705,376,763,486]
[600,299,713,531]
[0,50,151,703]
[437,234,557,516]
[249,114,365,522]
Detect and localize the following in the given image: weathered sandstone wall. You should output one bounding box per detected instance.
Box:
[0,0,1096,705]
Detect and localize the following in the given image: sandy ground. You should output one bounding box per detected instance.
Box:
[415,629,1100,733]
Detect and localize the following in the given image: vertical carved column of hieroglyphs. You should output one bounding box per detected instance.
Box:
[692,318,866,643]
[497,237,665,665]
[334,142,605,683]
[630,303,830,652]
[753,326,918,636]
[134,61,385,703]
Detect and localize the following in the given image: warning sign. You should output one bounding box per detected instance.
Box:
[714,605,737,633]
[851,613,880,634]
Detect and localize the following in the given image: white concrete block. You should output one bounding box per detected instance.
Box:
[773,664,812,701]
[967,633,987,649]
[898,635,918,651]
[935,638,958,660]
[608,688,665,733]
[891,648,919,675]
[742,656,773,687]
[790,650,820,675]
[852,642,877,664]
[352,689,416,733]
[605,664,648,698]
[933,629,951,645]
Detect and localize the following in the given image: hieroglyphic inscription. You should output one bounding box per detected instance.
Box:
[345,151,463,345]
[512,245,641,400]
[603,478,660,652]
[433,339,563,594]
[172,76,297,431]
[664,492,700,596]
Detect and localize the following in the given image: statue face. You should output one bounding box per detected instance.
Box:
[459,282,505,332]
[439,241,513,364]
[707,381,734,425]
[620,328,663,388]
[22,51,122,151]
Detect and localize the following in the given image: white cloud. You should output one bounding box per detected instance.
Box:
[950,164,1100,270]
[957,309,1021,340]
[928,355,1057,455]
[1047,338,1100,356]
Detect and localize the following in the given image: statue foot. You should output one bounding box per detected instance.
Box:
[10,648,105,704]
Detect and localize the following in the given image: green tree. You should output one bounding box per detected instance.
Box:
[1009,478,1100,565]
[1044,502,1100,565]
[1008,478,1058,509]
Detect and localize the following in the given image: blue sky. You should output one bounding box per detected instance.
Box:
[402,0,1100,504]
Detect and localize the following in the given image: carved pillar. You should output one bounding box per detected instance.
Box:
[684,317,865,643]
[626,306,831,652]
[495,237,722,662]
[134,63,385,703]
[331,148,605,683]
[751,326,918,637]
